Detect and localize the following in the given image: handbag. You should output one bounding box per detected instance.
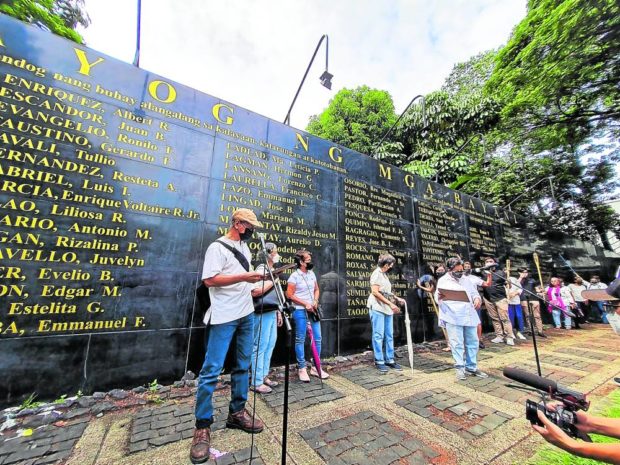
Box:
[309,304,323,322]
[253,286,281,312]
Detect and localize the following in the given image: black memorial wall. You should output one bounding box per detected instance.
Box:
[1,15,618,405]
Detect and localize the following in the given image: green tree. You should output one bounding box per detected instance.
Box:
[487,0,620,148]
[0,0,90,44]
[386,90,500,183]
[306,86,397,155]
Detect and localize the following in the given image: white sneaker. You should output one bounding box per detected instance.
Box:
[491,336,504,344]
[516,332,526,340]
[506,338,515,346]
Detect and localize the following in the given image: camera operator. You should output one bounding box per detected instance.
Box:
[533,278,620,464]
[533,403,620,464]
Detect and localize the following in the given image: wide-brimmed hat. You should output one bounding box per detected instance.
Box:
[232,208,263,227]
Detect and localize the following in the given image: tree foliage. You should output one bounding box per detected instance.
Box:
[306,86,396,155]
[0,0,90,44]
[307,1,620,249]
[486,0,620,147]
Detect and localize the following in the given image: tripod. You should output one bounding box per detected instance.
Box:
[255,235,294,465]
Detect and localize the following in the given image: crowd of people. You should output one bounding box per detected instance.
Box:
[189,207,618,464]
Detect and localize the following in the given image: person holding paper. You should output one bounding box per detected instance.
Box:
[435,257,488,381]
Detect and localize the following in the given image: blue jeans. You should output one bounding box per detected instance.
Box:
[195,313,254,428]
[552,309,572,328]
[251,311,278,387]
[508,304,525,332]
[292,309,321,369]
[369,309,394,365]
[592,302,608,323]
[445,323,479,371]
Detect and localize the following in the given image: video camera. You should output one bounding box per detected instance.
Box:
[503,367,592,442]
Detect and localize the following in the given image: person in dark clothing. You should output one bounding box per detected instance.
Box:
[481,257,515,345]
[518,268,547,338]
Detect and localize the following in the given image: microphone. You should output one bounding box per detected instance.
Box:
[503,367,557,392]
[474,263,497,273]
[503,367,589,408]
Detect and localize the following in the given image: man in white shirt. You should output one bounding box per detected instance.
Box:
[190,209,266,464]
[435,257,488,381]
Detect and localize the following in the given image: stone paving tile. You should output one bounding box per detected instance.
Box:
[395,389,513,440]
[129,396,227,454]
[554,347,618,362]
[398,354,454,373]
[259,380,345,414]
[535,354,602,372]
[0,420,87,465]
[583,340,620,352]
[299,411,444,464]
[214,446,265,465]
[460,374,529,403]
[339,366,407,390]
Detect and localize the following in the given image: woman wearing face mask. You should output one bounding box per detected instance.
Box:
[250,243,284,393]
[367,254,406,374]
[286,249,329,382]
[546,277,572,329]
[435,257,488,381]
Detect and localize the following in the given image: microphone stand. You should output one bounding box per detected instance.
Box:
[476,266,570,377]
[258,234,293,465]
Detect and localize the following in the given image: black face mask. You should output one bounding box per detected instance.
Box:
[239,227,254,241]
[464,269,471,275]
[436,271,446,278]
[305,262,314,270]
[451,271,464,279]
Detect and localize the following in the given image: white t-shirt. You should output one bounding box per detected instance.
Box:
[367,267,393,315]
[568,284,587,302]
[465,273,485,287]
[287,269,318,308]
[508,277,522,305]
[201,237,253,325]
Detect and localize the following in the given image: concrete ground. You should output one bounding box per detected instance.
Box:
[1,324,618,465]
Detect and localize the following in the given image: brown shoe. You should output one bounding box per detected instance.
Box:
[226,409,264,433]
[189,427,211,464]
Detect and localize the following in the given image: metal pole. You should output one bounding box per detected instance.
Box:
[371,95,425,156]
[132,0,142,67]
[283,35,329,126]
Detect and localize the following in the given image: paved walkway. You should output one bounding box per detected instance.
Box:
[1,325,619,465]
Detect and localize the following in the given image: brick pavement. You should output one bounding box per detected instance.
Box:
[395,389,513,441]
[1,325,618,465]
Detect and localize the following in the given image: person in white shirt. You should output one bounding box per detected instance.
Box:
[286,249,328,382]
[191,209,266,464]
[435,257,488,381]
[367,254,405,373]
[463,261,485,348]
[508,275,527,339]
[568,276,589,326]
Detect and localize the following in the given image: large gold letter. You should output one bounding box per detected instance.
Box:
[425,183,434,196]
[148,80,177,104]
[404,174,415,188]
[74,49,104,76]
[328,147,342,163]
[379,164,392,180]
[295,133,309,152]
[212,104,234,125]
